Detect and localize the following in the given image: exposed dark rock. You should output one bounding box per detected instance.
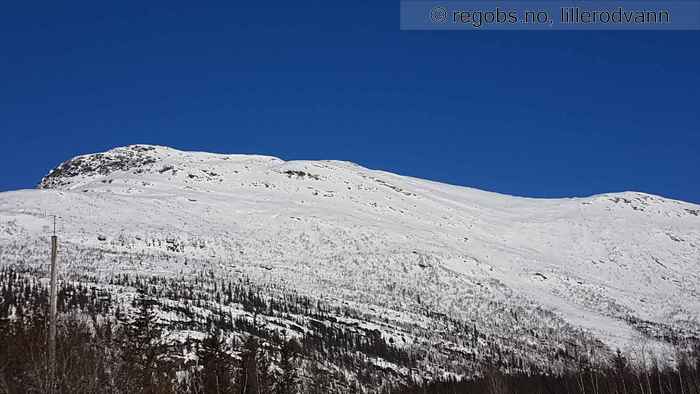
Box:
[283,170,321,180]
[39,145,159,189]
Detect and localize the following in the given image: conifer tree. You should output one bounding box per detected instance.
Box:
[257,345,273,394]
[118,288,172,393]
[237,336,261,394]
[198,328,237,394]
[277,339,301,394]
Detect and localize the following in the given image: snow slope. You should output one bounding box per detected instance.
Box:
[1,144,698,363]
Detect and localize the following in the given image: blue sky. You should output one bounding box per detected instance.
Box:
[2,2,699,202]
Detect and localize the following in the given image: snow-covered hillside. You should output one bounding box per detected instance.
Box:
[1,144,698,383]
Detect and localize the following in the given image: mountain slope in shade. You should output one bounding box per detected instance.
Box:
[1,144,698,381]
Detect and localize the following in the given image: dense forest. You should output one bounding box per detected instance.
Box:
[0,265,699,393]
[0,284,306,394]
[399,350,700,394]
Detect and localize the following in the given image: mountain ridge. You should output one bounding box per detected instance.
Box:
[38,144,694,205]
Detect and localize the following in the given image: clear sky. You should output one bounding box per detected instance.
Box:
[2,2,699,203]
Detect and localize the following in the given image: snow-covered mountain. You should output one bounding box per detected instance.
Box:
[1,144,698,384]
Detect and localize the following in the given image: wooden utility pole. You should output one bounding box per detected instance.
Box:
[48,215,58,393]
